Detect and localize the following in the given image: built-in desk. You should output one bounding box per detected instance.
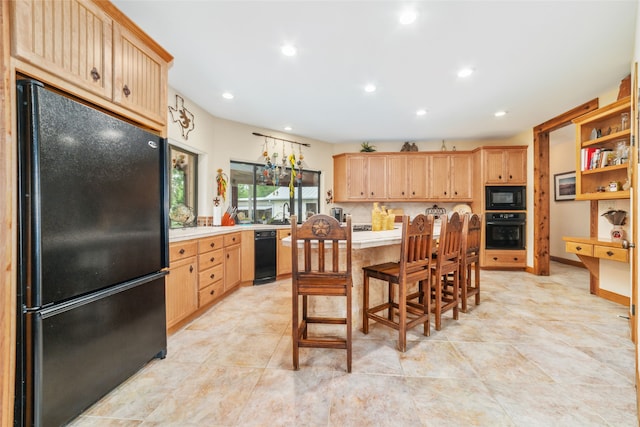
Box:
[562,236,629,304]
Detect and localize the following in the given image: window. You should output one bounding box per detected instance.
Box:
[169,145,198,228]
[230,160,320,224]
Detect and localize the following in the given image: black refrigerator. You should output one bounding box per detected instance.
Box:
[15,79,169,427]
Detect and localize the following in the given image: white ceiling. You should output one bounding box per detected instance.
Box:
[113,1,637,144]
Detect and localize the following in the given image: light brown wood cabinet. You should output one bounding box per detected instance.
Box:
[10,0,172,130]
[333,154,387,201]
[223,233,242,292]
[483,249,526,268]
[277,228,292,276]
[387,154,429,199]
[112,23,168,125]
[11,0,114,98]
[483,147,527,184]
[572,97,631,200]
[333,152,473,202]
[428,153,472,200]
[166,241,198,329]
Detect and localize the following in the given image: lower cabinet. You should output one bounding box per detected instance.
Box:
[166,231,243,332]
[166,241,198,329]
[483,249,526,268]
[277,228,292,276]
[223,233,242,292]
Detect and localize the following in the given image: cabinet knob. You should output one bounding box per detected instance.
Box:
[444,191,447,195]
[123,84,131,97]
[606,251,614,256]
[210,242,215,248]
[513,257,519,261]
[179,248,185,254]
[210,289,215,295]
[454,191,458,195]
[210,257,215,262]
[493,257,498,261]
[576,246,582,251]
[232,237,236,242]
[411,191,415,195]
[360,192,364,195]
[498,175,502,179]
[90,67,101,82]
[227,254,230,259]
[210,273,215,279]
[509,175,513,179]
[189,265,193,273]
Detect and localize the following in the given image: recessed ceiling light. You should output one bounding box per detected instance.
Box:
[284,126,292,131]
[494,110,507,117]
[364,84,376,93]
[416,109,427,116]
[222,92,234,100]
[457,68,474,78]
[399,9,418,25]
[281,44,297,56]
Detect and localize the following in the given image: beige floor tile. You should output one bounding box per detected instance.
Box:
[71,263,638,426]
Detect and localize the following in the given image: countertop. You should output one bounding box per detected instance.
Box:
[170,223,441,249]
[169,224,290,242]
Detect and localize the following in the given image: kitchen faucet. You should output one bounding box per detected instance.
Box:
[282,202,290,221]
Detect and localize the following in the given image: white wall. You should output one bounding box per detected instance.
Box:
[166,87,335,216]
[549,125,590,262]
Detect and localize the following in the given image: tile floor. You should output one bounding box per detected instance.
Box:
[71,262,637,426]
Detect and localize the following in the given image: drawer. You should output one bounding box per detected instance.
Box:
[198,248,223,269]
[565,241,594,256]
[169,241,198,262]
[199,264,224,289]
[199,236,224,253]
[199,280,224,307]
[224,232,241,246]
[594,245,628,263]
[483,250,526,267]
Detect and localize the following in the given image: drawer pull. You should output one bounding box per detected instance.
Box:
[493,257,498,261]
[90,67,101,81]
[232,237,236,242]
[210,273,215,279]
[189,265,193,273]
[210,242,215,248]
[210,257,215,262]
[179,248,185,254]
[123,84,131,97]
[576,246,582,251]
[606,251,614,256]
[227,254,230,259]
[513,257,518,261]
[210,289,215,295]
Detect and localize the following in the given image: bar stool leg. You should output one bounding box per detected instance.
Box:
[363,273,369,334]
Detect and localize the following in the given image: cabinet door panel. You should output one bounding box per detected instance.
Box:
[12,0,113,98]
[166,257,197,328]
[367,157,387,199]
[387,156,407,199]
[346,156,367,199]
[484,150,505,184]
[113,24,167,124]
[407,155,428,199]
[224,244,242,291]
[277,229,292,275]
[451,154,472,199]
[506,149,527,184]
[429,154,450,199]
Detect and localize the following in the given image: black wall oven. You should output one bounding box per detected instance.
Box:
[485,213,526,250]
[485,186,526,210]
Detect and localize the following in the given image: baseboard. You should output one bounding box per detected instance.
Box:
[597,288,630,306]
[550,256,586,269]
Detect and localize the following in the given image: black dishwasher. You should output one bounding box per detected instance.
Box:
[254,230,277,285]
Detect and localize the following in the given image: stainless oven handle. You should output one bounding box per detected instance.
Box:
[486,221,525,226]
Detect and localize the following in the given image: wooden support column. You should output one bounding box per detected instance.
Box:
[589,200,599,294]
[533,99,599,276]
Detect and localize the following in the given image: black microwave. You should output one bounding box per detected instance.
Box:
[485,186,526,210]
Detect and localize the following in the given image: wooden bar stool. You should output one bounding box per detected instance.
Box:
[362,214,434,352]
[291,214,353,372]
[460,213,482,312]
[430,212,463,331]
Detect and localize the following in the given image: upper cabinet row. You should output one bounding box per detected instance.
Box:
[10,0,173,131]
[333,147,527,203]
[573,96,631,200]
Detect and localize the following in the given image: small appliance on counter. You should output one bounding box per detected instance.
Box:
[330,207,343,222]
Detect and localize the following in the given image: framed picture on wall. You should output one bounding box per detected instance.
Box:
[554,171,576,201]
